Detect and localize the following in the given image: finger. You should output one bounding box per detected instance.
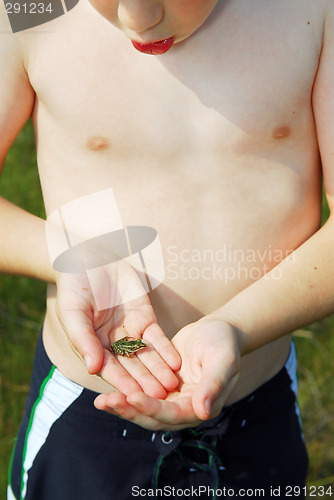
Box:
[94,392,129,414]
[143,323,181,371]
[114,350,168,399]
[192,359,240,421]
[112,323,180,392]
[99,349,145,395]
[94,392,138,419]
[136,343,179,392]
[127,392,200,427]
[59,309,104,374]
[94,392,167,430]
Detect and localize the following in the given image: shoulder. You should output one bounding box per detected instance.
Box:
[325,0,334,16]
[0,3,36,158]
[324,0,334,36]
[0,2,26,71]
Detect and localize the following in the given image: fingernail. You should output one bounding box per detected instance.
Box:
[204,398,212,417]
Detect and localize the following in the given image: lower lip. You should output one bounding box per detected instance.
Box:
[131,37,174,55]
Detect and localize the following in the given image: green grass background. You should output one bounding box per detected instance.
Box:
[0,120,333,498]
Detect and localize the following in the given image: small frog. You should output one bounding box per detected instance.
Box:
[110,336,146,357]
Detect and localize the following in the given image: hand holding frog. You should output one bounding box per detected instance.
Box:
[56,265,181,399]
[95,318,242,430]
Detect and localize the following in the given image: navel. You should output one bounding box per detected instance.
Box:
[272,126,291,140]
[86,136,110,151]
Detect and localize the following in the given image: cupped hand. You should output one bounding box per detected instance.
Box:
[55,266,181,399]
[94,318,242,430]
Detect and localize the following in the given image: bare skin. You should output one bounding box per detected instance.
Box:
[1,0,334,429]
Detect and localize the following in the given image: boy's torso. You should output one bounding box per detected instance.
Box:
[20,0,324,401]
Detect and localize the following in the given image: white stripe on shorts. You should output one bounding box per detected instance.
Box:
[20,367,83,499]
[7,484,16,500]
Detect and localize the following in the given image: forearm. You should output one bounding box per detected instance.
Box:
[0,196,56,283]
[213,214,334,355]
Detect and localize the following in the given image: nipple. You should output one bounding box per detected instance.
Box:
[272,126,291,140]
[86,136,110,151]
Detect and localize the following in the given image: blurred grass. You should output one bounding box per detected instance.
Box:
[0,121,333,498]
[0,120,46,496]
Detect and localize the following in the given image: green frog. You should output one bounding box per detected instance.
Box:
[110,336,146,357]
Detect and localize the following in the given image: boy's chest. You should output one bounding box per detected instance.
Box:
[29,0,323,160]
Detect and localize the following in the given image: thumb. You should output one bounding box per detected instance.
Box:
[58,308,104,375]
[192,362,240,421]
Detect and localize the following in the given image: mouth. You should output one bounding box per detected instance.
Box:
[131,37,174,55]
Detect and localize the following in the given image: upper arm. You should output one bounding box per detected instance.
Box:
[0,3,35,170]
[313,1,334,212]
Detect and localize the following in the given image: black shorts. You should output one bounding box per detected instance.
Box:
[8,333,308,500]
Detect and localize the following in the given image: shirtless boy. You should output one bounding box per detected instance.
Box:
[3,0,334,498]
